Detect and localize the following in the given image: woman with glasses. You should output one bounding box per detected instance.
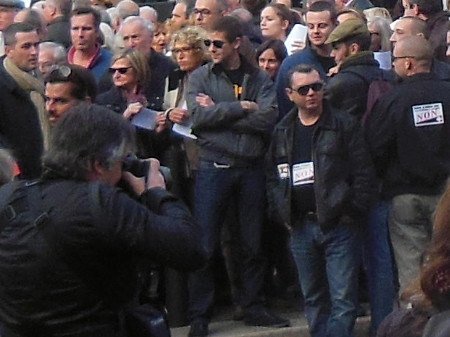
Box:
[162,25,210,205]
[96,49,168,158]
[153,26,210,324]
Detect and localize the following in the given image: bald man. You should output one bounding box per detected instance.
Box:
[390,16,450,80]
[117,0,139,21]
[365,36,450,302]
[399,0,448,62]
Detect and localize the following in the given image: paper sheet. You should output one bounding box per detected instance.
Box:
[285,24,307,55]
[374,51,392,70]
[131,108,157,130]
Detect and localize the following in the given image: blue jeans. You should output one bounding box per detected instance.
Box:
[290,220,359,337]
[363,201,396,336]
[188,160,266,322]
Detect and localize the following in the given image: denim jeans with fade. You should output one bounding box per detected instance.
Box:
[290,219,360,337]
[188,160,266,323]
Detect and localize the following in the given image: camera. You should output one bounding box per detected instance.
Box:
[122,154,172,189]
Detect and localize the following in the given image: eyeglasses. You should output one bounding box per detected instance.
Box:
[204,39,225,48]
[49,65,72,79]
[292,82,324,95]
[392,55,416,62]
[109,67,132,74]
[171,46,196,55]
[193,8,218,16]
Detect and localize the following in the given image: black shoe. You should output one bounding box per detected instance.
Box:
[244,308,290,328]
[188,320,209,337]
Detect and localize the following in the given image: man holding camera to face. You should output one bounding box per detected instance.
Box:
[0,103,206,337]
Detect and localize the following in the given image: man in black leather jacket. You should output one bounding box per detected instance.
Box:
[266,64,376,337]
[0,103,205,337]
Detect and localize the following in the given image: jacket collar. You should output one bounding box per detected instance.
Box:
[277,100,337,131]
[209,54,258,76]
[401,72,436,83]
[340,51,378,71]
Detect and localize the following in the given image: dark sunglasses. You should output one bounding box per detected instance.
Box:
[204,39,225,48]
[292,82,324,95]
[109,67,132,74]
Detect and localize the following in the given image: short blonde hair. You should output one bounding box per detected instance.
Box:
[363,7,392,22]
[170,25,210,63]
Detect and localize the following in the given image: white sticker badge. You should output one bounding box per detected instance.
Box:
[277,163,290,179]
[412,103,444,127]
[292,162,314,186]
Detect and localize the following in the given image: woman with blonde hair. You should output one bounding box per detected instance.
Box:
[164,25,210,114]
[163,25,210,201]
[152,22,170,54]
[96,49,167,158]
[367,16,393,52]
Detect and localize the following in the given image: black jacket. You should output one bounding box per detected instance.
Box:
[327,51,388,118]
[266,102,376,230]
[0,61,43,179]
[45,16,71,49]
[98,50,177,111]
[0,180,205,336]
[426,11,450,63]
[186,57,277,166]
[95,86,170,159]
[365,72,450,199]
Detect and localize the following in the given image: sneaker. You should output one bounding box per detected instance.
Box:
[188,320,209,337]
[244,308,290,328]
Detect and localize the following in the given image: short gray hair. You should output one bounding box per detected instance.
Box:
[39,41,67,63]
[43,103,135,180]
[139,6,158,22]
[119,16,155,36]
[117,0,139,20]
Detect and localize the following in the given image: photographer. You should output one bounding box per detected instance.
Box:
[0,103,206,337]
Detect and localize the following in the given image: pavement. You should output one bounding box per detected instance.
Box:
[170,299,371,337]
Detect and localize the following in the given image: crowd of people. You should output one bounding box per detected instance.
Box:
[0,0,449,336]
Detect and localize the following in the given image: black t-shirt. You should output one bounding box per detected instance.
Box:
[315,49,336,75]
[225,67,244,100]
[291,118,317,220]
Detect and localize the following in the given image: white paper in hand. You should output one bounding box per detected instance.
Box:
[131,108,157,130]
[285,24,307,55]
[173,121,197,139]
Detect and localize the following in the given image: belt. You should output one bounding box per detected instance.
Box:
[303,211,317,222]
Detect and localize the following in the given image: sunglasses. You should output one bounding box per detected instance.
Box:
[204,39,225,49]
[109,67,132,74]
[391,55,416,62]
[292,82,324,95]
[49,65,72,79]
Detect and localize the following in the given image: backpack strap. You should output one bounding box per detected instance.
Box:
[25,181,51,230]
[0,181,24,236]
